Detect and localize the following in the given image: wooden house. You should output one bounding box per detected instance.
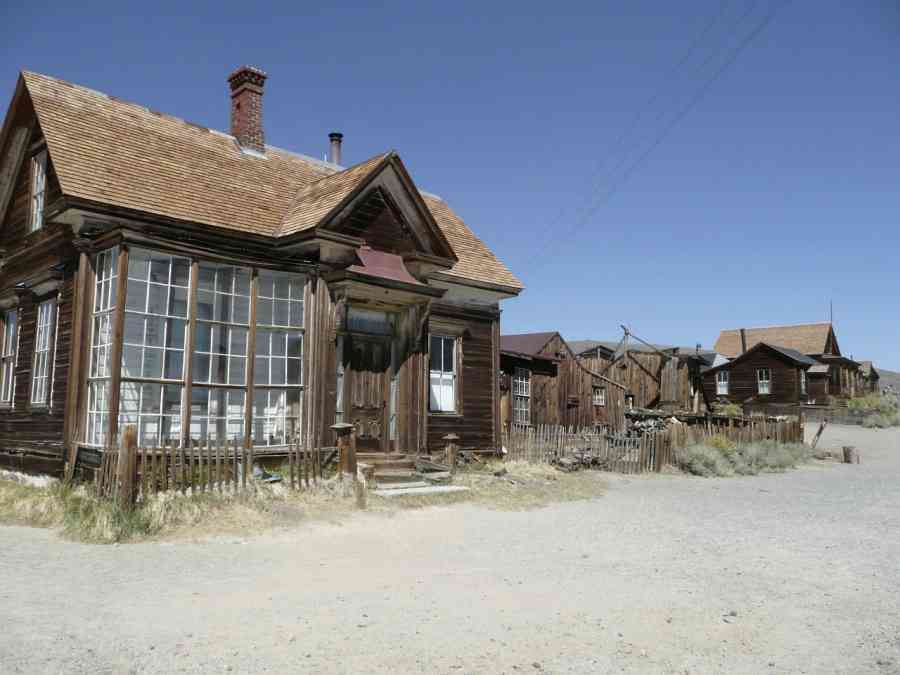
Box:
[499,332,624,431]
[0,68,523,476]
[701,342,816,407]
[858,361,880,394]
[572,340,715,414]
[714,323,859,403]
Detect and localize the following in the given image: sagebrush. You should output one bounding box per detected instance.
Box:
[677,440,812,477]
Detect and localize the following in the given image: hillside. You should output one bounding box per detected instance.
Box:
[879,368,900,392]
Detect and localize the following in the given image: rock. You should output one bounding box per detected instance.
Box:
[493,468,508,477]
[532,662,542,670]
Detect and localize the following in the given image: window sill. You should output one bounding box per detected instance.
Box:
[28,404,52,413]
[428,411,462,418]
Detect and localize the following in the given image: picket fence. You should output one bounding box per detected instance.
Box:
[94,433,334,502]
[503,416,803,474]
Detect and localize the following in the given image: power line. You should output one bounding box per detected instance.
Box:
[524,0,750,259]
[523,0,788,272]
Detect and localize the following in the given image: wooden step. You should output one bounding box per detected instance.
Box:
[372,469,421,483]
[373,480,432,491]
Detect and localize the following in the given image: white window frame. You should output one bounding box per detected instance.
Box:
[252,270,305,447]
[30,299,56,406]
[757,368,771,395]
[86,247,119,446]
[716,370,729,396]
[0,309,19,404]
[29,149,48,232]
[429,335,457,413]
[513,367,531,425]
[592,385,606,407]
[800,369,807,395]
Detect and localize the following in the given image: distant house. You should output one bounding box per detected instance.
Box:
[858,361,880,394]
[499,332,624,431]
[701,342,816,408]
[714,323,859,403]
[571,339,717,413]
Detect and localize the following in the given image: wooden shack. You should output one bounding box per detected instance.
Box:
[0,68,523,476]
[701,342,815,408]
[714,323,860,401]
[499,332,625,431]
[572,340,714,414]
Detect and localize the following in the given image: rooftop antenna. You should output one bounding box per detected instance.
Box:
[830,299,833,325]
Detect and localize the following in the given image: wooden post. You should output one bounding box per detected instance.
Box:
[443,433,460,476]
[105,246,130,447]
[116,425,138,509]
[331,422,356,493]
[842,446,860,464]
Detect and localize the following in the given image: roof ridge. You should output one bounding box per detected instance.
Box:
[719,322,831,332]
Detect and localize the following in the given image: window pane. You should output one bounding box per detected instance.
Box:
[126,281,147,312]
[172,258,190,287]
[195,323,211,352]
[229,357,246,385]
[164,350,183,379]
[169,286,188,317]
[257,298,273,326]
[124,314,143,344]
[287,359,301,385]
[128,249,150,280]
[149,257,170,284]
[197,290,214,320]
[142,347,163,378]
[145,316,165,346]
[442,338,454,373]
[122,345,142,377]
[141,384,161,413]
[289,301,303,327]
[429,337,441,372]
[287,333,302,358]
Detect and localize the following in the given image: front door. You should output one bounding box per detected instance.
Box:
[340,308,396,452]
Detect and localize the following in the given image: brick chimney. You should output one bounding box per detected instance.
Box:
[228,66,267,153]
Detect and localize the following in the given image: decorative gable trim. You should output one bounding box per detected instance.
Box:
[0,126,30,227]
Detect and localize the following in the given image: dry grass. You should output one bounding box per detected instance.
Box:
[677,440,813,477]
[370,461,607,512]
[0,461,606,543]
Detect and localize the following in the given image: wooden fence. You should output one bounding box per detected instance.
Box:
[95,432,332,502]
[503,416,803,474]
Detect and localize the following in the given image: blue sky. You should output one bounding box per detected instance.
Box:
[3,0,899,368]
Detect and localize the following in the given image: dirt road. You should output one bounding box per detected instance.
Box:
[2,424,899,674]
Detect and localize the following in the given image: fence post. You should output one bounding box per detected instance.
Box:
[331,422,357,494]
[443,433,460,476]
[116,425,138,510]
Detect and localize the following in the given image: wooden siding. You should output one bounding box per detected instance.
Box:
[702,348,804,406]
[427,305,498,453]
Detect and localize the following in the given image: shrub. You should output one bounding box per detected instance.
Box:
[713,402,743,418]
[862,412,900,429]
[677,440,812,477]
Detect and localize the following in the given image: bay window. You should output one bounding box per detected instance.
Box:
[252,271,304,446]
[429,335,457,413]
[0,309,18,404]
[86,248,118,446]
[190,262,250,443]
[84,246,306,448]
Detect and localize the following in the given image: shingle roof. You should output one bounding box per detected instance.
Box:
[17,71,522,292]
[765,344,817,366]
[279,153,390,236]
[714,323,833,358]
[500,332,559,357]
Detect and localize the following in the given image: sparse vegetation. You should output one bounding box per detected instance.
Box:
[677,440,812,477]
[713,402,743,418]
[849,394,900,427]
[0,461,606,543]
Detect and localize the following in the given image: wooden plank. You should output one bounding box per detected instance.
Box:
[105,245,130,446]
[180,261,198,447]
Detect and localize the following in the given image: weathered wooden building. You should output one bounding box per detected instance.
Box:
[700,342,815,407]
[858,361,880,394]
[499,332,624,431]
[572,340,715,414]
[714,323,859,403]
[0,68,523,475]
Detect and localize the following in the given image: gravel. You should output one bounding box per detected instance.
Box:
[1,423,899,674]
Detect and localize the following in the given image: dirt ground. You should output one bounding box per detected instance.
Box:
[2,423,899,674]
